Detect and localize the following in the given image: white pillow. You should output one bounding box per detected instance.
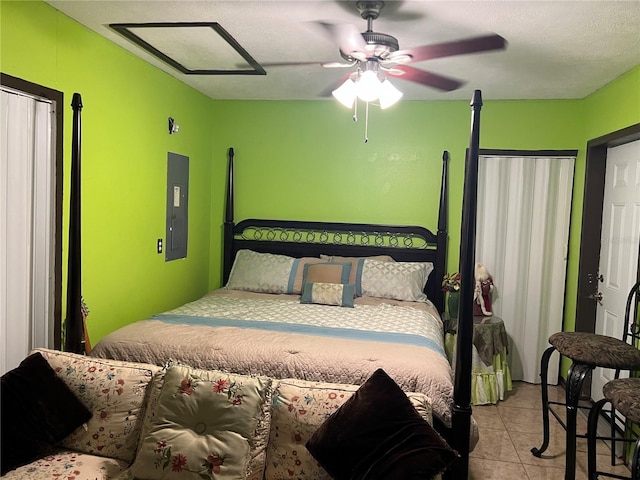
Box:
[226,249,295,294]
[357,259,433,302]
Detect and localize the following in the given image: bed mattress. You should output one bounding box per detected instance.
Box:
[91,289,455,425]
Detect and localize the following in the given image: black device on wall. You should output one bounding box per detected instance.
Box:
[165,152,189,261]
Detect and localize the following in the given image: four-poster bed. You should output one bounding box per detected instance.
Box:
[64,93,85,355]
[84,90,485,478]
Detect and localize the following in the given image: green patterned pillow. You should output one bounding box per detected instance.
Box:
[300,282,355,307]
[226,250,295,294]
[129,365,272,480]
[356,259,433,302]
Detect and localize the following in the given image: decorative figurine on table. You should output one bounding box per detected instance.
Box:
[474,263,494,316]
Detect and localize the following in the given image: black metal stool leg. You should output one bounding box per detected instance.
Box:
[632,437,639,480]
[610,404,618,468]
[588,398,608,480]
[532,346,556,457]
[565,362,593,480]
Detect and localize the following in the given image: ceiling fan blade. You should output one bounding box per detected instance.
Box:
[255,61,330,68]
[322,61,358,68]
[389,65,465,92]
[391,34,507,63]
[252,60,355,68]
[312,21,367,58]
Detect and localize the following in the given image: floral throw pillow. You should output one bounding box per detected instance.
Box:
[35,348,160,462]
[1,449,130,480]
[130,364,272,480]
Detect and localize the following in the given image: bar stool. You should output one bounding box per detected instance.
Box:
[531,281,640,480]
[587,377,640,480]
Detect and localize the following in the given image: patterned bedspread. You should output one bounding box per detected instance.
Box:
[91,289,455,425]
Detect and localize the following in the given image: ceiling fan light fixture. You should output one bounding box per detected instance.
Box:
[378,79,403,109]
[356,69,382,102]
[332,78,357,108]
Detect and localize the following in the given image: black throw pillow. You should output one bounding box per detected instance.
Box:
[305,368,459,480]
[0,351,92,475]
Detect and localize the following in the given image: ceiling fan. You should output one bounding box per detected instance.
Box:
[266,0,507,104]
[266,1,507,141]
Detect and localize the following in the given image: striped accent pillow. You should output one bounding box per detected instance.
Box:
[300,282,355,307]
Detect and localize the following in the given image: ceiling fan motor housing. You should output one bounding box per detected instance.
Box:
[356,1,385,20]
[362,31,399,57]
[340,31,399,62]
[351,1,399,60]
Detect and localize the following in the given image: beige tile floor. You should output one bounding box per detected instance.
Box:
[468,381,633,480]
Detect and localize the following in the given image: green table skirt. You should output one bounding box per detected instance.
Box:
[445,333,513,405]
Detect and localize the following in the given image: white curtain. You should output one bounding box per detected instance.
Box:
[0,88,55,375]
[476,154,575,384]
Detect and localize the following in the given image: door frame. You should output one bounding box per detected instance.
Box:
[575,123,640,334]
[1,72,64,349]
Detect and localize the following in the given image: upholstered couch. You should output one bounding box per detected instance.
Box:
[1,348,456,480]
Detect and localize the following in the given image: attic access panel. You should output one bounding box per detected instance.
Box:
[110,22,266,75]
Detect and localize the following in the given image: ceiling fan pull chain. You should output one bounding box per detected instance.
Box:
[364,101,369,143]
[353,97,358,122]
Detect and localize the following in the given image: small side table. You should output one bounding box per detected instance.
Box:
[444,315,513,405]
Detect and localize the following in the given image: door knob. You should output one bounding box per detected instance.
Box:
[587,291,603,305]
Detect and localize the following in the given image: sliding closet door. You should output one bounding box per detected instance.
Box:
[476,153,575,384]
[0,88,55,375]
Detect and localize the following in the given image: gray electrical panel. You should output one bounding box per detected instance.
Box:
[165,152,189,261]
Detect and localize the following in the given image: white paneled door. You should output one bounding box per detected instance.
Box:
[0,87,56,375]
[592,139,640,403]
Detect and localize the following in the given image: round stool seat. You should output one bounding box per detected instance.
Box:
[602,377,640,424]
[549,332,640,370]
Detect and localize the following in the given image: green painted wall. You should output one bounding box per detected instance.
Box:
[583,66,640,139]
[210,71,637,383]
[209,69,639,333]
[1,1,215,344]
[3,1,639,352]
[564,65,640,331]
[559,65,640,375]
[208,98,583,286]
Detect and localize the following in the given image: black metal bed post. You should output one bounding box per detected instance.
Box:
[434,150,449,314]
[449,90,483,479]
[64,93,84,354]
[222,147,235,284]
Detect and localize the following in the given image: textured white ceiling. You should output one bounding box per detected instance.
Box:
[46,0,640,101]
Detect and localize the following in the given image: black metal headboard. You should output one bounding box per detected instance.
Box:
[222,148,449,313]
